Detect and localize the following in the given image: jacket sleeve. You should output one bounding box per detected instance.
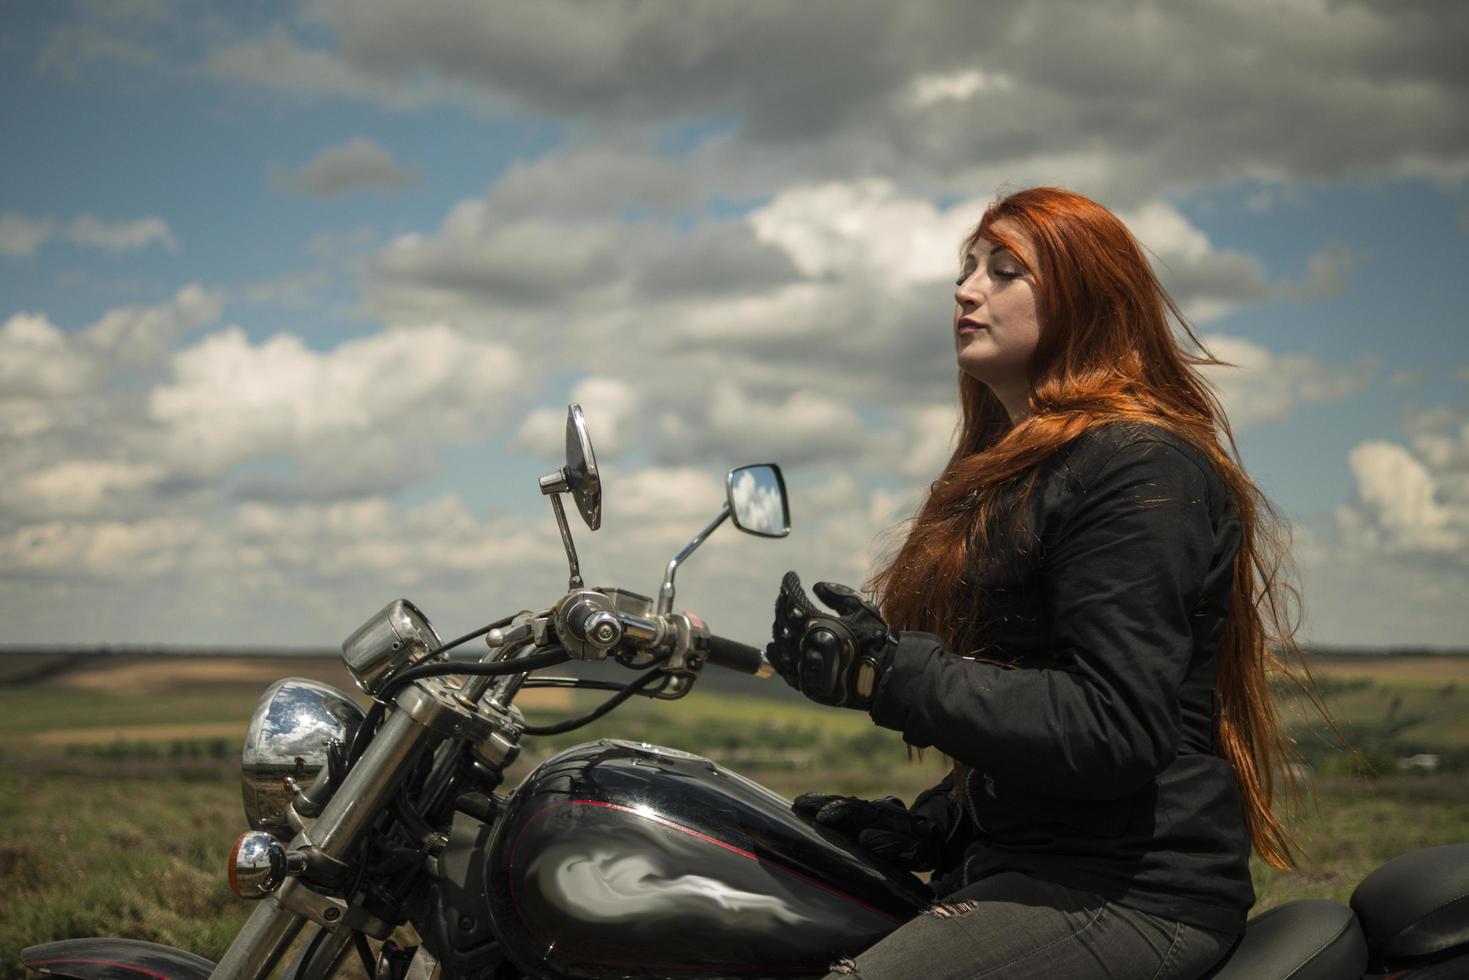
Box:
[868,438,1217,800]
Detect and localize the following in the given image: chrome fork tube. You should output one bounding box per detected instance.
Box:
[210,701,442,980]
[287,923,359,980]
[209,892,307,980]
[305,705,436,857]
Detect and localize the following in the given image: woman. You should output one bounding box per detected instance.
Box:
[767,186,1307,979]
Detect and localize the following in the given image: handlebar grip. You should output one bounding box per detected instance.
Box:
[704,635,772,677]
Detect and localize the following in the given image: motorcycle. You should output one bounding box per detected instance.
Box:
[20,405,1469,980]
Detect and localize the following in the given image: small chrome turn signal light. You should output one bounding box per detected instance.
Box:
[228,831,306,899]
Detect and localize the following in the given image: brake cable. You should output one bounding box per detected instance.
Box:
[518,660,673,735]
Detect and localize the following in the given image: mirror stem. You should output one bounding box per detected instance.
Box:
[549,493,585,590]
[657,504,730,615]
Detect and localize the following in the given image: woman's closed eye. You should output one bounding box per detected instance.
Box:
[956,266,1021,286]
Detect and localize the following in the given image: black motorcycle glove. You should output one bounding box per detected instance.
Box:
[767,571,897,711]
[791,792,951,873]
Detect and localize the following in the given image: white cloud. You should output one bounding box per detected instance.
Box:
[515,377,641,460]
[479,146,706,222]
[1,292,536,569]
[1302,408,1469,642]
[228,494,549,584]
[1198,334,1377,426]
[7,460,165,517]
[307,224,380,260]
[0,214,58,257]
[1403,406,1469,473]
[0,285,221,447]
[83,283,221,364]
[358,172,1377,468]
[1122,202,1355,321]
[1339,441,1460,555]
[0,515,203,579]
[0,213,179,256]
[1328,411,1469,610]
[369,206,623,311]
[357,173,1381,497]
[0,313,99,399]
[198,1,1469,202]
[0,289,227,536]
[35,22,164,80]
[204,27,448,110]
[1275,243,1361,303]
[147,323,523,495]
[750,180,980,285]
[601,465,726,527]
[66,215,178,253]
[0,492,551,591]
[1389,369,1424,386]
[901,404,960,477]
[656,383,867,468]
[910,69,1013,107]
[275,137,417,198]
[1123,201,1220,265]
[242,269,332,307]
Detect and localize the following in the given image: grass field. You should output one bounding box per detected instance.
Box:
[0,651,1466,977]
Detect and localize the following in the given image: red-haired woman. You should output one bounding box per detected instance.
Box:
[768,187,1305,979]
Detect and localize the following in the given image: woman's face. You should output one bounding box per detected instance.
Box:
[953,219,1043,418]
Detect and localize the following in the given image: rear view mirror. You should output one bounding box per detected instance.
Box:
[656,461,792,613]
[564,404,601,531]
[539,404,601,590]
[727,464,790,538]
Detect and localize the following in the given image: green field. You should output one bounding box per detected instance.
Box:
[0,652,1466,977]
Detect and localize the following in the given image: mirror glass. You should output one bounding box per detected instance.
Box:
[564,404,601,530]
[727,463,790,538]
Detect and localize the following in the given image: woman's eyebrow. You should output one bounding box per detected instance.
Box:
[967,243,1011,260]
[963,243,1019,266]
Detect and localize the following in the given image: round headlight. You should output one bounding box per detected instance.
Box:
[340,598,443,697]
[241,677,365,838]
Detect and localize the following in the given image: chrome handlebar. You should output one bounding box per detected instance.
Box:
[553,586,771,678]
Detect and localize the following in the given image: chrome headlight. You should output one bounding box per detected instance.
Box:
[340,598,443,697]
[241,677,365,838]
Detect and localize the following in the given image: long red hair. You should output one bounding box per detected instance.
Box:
[869,186,1309,869]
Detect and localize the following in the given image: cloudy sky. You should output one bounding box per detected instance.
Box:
[3,0,1467,652]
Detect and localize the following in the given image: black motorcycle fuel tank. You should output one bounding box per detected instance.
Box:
[483,739,931,978]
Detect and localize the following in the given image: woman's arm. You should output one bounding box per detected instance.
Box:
[869,436,1222,800]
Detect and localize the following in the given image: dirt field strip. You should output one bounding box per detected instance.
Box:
[1310,656,1469,684]
[30,721,249,747]
[49,657,349,694]
[38,655,576,711]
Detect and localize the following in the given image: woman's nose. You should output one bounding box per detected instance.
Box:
[955,274,983,307]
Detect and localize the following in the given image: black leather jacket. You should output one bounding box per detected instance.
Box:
[869,421,1254,933]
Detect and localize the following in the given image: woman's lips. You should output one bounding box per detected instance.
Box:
[957,319,989,335]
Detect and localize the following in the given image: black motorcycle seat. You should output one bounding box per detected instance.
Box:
[1350,842,1469,961]
[1202,899,1367,979]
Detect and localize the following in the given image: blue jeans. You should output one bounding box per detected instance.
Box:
[824,872,1238,979]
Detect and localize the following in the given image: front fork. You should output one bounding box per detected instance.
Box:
[210,705,442,980]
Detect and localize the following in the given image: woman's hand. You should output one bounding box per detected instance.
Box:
[767,571,897,710]
[792,791,953,873]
